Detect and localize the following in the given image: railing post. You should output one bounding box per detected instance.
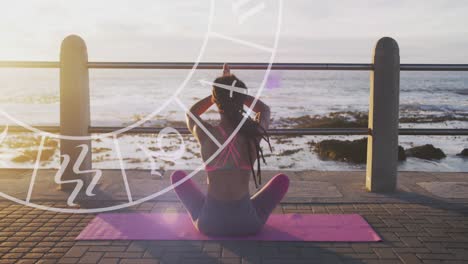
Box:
[59,35,91,191]
[366,37,400,192]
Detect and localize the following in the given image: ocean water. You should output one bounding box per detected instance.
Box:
[0,69,467,171]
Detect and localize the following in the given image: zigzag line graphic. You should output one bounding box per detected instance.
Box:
[54,144,102,206]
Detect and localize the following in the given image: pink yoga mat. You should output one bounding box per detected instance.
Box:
[76,213,381,242]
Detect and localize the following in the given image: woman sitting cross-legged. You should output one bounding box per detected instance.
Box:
[171,64,289,236]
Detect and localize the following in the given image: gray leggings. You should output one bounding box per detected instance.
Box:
[171,170,289,236]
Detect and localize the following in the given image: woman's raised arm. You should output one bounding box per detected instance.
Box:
[244,95,271,130]
[186,95,214,136]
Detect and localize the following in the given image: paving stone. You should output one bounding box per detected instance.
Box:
[143,247,164,258]
[1,252,24,259]
[49,247,69,253]
[219,257,241,264]
[159,253,180,263]
[36,260,58,264]
[15,260,37,264]
[75,241,112,246]
[183,257,218,264]
[98,258,119,264]
[416,253,458,260]
[111,241,131,246]
[120,259,160,264]
[64,246,88,258]
[22,253,44,259]
[397,253,423,264]
[88,246,127,252]
[401,237,424,247]
[374,248,399,259]
[394,248,431,254]
[424,243,451,254]
[30,247,52,253]
[0,242,18,247]
[79,252,104,263]
[352,244,374,253]
[203,242,222,252]
[42,253,64,259]
[127,241,148,252]
[0,248,12,254]
[59,258,79,264]
[103,252,143,258]
[10,247,30,253]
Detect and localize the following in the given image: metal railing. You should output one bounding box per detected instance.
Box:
[2,61,468,71]
[2,62,467,136]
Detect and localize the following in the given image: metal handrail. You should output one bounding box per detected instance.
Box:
[1,61,467,137]
[6,126,468,136]
[0,61,60,68]
[1,61,468,71]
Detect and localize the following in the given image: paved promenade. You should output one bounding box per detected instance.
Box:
[0,170,467,263]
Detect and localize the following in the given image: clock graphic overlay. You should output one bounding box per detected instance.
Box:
[0,0,283,213]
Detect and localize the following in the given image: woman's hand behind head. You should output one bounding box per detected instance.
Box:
[223,63,231,77]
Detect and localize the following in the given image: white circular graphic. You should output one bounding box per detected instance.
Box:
[0,0,283,213]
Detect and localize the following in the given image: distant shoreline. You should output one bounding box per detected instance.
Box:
[118,110,468,130]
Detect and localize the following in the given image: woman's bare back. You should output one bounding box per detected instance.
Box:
[198,123,256,201]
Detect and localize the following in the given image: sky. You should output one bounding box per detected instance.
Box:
[0,0,467,63]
